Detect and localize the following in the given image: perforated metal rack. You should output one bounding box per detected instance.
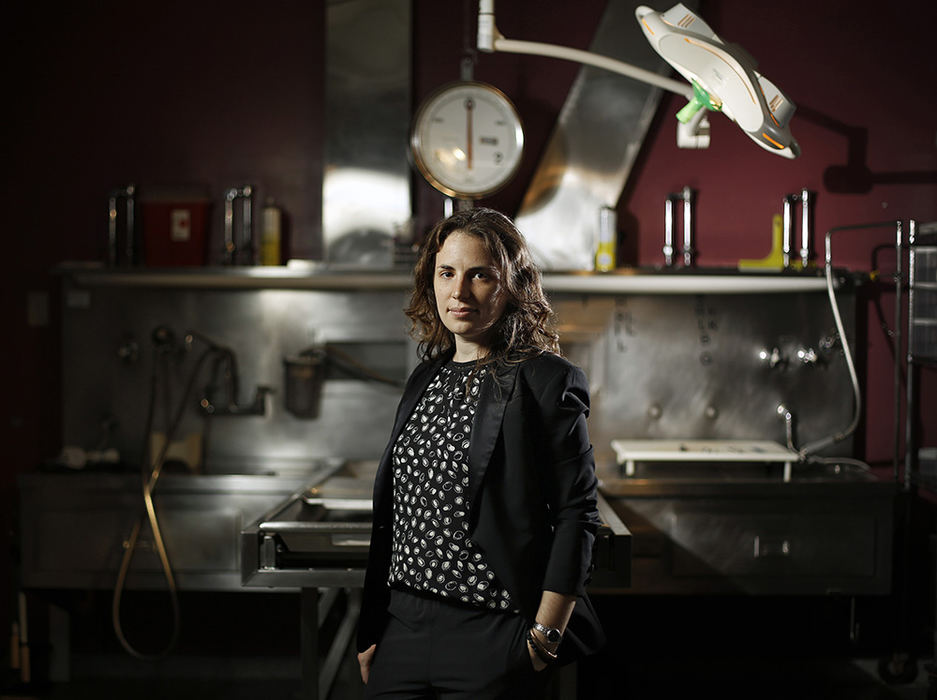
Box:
[906,220,937,489]
[900,220,937,690]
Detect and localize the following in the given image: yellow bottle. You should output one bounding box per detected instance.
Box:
[260,199,282,266]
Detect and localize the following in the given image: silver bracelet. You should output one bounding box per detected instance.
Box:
[532,621,563,645]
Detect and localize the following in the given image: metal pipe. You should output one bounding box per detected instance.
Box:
[491,38,694,97]
[681,186,694,267]
[894,220,906,485]
[477,0,496,51]
[777,403,796,452]
[800,220,899,457]
[663,197,675,267]
[799,188,812,268]
[782,194,796,268]
[904,220,916,490]
[476,1,693,98]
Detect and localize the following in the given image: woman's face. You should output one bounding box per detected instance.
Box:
[433,230,509,361]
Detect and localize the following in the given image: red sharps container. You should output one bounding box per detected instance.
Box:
[142,189,212,267]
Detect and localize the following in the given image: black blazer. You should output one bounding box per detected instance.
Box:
[357,351,605,664]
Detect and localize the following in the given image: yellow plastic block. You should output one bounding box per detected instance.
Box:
[738,214,784,271]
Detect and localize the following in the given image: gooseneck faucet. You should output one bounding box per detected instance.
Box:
[186,330,271,417]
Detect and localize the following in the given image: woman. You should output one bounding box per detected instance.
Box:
[357,208,604,699]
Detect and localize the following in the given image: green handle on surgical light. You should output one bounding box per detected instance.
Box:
[676,80,722,123]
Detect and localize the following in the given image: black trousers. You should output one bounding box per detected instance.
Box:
[363,588,553,699]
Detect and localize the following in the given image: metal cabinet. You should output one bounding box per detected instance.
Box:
[18,472,320,591]
[597,478,894,596]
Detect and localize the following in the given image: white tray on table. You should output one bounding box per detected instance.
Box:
[610,439,799,482]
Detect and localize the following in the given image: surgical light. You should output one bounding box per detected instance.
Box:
[477,1,800,158]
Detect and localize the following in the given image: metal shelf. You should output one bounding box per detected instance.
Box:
[57,262,842,295]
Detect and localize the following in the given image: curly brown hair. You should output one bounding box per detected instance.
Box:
[406,207,560,365]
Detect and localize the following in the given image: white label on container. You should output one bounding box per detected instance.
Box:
[170,209,191,242]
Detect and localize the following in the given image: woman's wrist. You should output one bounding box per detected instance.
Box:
[526,628,559,664]
[531,626,560,651]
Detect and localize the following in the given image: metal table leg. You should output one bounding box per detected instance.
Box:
[301,588,320,700]
[300,587,362,700]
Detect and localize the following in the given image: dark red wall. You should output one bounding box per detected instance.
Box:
[617,0,937,469]
[3,0,935,652]
[430,0,937,470]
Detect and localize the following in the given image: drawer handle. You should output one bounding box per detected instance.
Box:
[753,535,791,558]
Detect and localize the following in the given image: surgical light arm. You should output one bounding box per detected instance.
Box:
[476,1,799,159]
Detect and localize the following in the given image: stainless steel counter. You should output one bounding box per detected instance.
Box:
[18,470,331,591]
[239,470,632,591]
[596,463,896,596]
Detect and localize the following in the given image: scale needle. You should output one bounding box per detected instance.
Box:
[465,98,474,171]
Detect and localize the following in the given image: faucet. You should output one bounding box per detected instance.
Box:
[199,385,272,417]
[758,346,785,368]
[776,403,797,453]
[796,347,819,365]
[188,330,271,417]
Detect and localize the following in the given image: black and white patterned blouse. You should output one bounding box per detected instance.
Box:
[388,360,513,610]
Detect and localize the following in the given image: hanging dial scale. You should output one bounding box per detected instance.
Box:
[410,81,525,199]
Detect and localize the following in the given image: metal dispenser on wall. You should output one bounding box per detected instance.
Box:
[283,348,325,419]
[783,188,814,268]
[663,186,695,267]
[107,184,137,266]
[223,185,254,265]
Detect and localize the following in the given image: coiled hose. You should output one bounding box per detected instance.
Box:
[112,336,222,659]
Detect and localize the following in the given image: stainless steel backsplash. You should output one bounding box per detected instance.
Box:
[60,273,858,474]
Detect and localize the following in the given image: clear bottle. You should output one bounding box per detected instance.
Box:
[595,206,617,272]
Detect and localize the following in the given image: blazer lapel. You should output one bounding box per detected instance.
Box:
[467,362,519,513]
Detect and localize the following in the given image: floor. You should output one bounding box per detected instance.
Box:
[1,648,932,700]
[1,593,932,699]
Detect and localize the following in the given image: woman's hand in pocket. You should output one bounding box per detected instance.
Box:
[526,637,549,672]
[358,644,377,684]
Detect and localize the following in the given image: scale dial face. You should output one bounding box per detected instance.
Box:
[411,82,525,199]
